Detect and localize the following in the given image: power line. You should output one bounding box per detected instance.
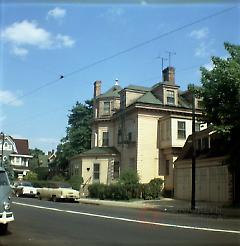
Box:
[7,5,237,106]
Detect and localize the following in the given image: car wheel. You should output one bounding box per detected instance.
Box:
[0,224,8,235]
[37,193,42,200]
[52,196,58,202]
[16,192,21,197]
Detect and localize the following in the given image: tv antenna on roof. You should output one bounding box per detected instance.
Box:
[165,51,176,67]
[156,53,168,71]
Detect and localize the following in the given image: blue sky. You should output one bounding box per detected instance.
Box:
[0,2,239,152]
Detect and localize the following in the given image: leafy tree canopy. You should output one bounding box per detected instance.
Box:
[53,100,93,175]
[200,42,240,133]
[200,42,240,170]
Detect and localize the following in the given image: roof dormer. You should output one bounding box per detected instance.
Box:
[152,66,179,106]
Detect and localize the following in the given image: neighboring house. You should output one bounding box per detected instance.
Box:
[174,128,232,203]
[69,66,206,191]
[0,135,33,178]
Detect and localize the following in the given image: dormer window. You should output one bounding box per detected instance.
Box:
[167,90,175,105]
[103,101,110,115]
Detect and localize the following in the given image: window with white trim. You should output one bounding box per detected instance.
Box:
[177,121,186,139]
[167,90,175,105]
[93,163,100,182]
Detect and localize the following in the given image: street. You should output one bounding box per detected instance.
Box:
[0,198,239,246]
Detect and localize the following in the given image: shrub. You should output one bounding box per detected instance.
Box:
[119,168,139,186]
[68,175,83,190]
[24,171,38,181]
[51,175,66,182]
[142,178,164,200]
[88,183,106,199]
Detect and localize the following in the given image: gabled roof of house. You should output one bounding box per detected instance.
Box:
[97,85,122,99]
[13,139,30,155]
[80,147,119,156]
[136,91,162,105]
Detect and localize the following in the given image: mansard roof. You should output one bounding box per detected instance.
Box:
[96,85,122,99]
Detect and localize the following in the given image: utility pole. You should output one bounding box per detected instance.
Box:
[1,132,4,167]
[165,51,176,67]
[191,89,196,210]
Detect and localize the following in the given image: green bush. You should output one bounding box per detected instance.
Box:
[24,171,38,181]
[88,183,106,199]
[51,175,66,182]
[119,169,139,185]
[142,178,163,200]
[68,175,83,190]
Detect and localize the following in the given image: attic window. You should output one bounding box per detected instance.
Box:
[103,101,110,115]
[167,90,175,105]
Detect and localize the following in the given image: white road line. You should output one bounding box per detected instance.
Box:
[13,201,240,235]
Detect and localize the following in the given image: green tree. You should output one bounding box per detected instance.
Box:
[29,148,45,170]
[68,175,83,190]
[200,42,240,203]
[52,100,93,176]
[24,171,38,181]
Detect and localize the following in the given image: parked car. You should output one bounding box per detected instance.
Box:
[0,167,14,234]
[37,182,80,202]
[14,181,37,198]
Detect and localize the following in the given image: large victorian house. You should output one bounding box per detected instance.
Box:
[0,135,32,178]
[69,67,206,192]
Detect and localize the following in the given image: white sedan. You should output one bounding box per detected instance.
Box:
[14,181,37,198]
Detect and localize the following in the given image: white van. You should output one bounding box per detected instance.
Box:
[0,167,14,234]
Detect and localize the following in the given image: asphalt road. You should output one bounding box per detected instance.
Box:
[0,197,239,246]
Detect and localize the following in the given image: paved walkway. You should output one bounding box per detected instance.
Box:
[78,197,240,218]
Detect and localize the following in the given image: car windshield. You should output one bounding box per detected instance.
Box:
[20,182,33,187]
[0,171,9,186]
[58,183,72,189]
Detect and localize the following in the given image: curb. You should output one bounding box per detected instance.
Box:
[78,199,240,218]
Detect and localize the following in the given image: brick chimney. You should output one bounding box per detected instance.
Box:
[162,67,175,84]
[94,80,101,98]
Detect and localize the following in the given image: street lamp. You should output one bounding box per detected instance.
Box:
[0,132,5,167]
[190,86,196,210]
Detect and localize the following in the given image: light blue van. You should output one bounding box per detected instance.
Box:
[0,167,14,234]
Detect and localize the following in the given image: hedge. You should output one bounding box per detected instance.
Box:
[88,178,163,201]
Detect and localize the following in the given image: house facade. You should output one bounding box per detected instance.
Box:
[0,135,32,178]
[174,128,232,203]
[69,67,205,191]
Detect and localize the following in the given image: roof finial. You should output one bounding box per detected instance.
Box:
[115,78,119,86]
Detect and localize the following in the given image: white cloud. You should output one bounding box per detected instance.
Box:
[47,7,66,20]
[11,46,28,57]
[1,20,52,48]
[56,34,75,47]
[194,40,215,58]
[1,20,75,56]
[195,42,208,57]
[189,27,209,40]
[0,90,23,107]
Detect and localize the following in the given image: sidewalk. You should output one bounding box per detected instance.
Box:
[78,197,240,218]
